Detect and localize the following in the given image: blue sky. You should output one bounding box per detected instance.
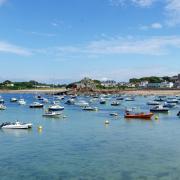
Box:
[0,0,180,83]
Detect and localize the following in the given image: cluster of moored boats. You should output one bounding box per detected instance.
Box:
[124,95,180,119]
[0,95,66,129]
[1,94,180,129]
[64,94,180,119]
[147,96,179,113]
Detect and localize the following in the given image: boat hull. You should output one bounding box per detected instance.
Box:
[48,108,64,111]
[125,113,154,119]
[100,101,106,104]
[150,109,169,113]
[2,124,32,129]
[111,103,120,106]
[29,105,44,108]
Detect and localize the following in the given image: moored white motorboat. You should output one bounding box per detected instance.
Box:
[111,101,120,106]
[0,98,4,103]
[100,94,110,99]
[0,121,32,129]
[110,112,118,116]
[82,106,98,111]
[116,97,124,100]
[18,99,26,105]
[29,102,44,108]
[150,105,169,113]
[147,101,160,105]
[100,98,106,104]
[177,111,180,116]
[75,100,89,107]
[43,110,61,117]
[125,97,135,101]
[10,97,18,102]
[166,98,179,104]
[92,95,99,99]
[35,95,44,100]
[65,98,75,105]
[48,104,64,111]
[0,104,6,110]
[42,98,49,103]
[163,102,176,108]
[154,96,165,102]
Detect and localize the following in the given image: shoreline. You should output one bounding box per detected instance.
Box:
[0,88,68,94]
[1,88,180,95]
[76,89,180,96]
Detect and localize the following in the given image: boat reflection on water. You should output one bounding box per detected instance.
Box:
[0,128,32,137]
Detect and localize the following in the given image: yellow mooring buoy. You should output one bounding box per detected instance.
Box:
[105,120,110,125]
[38,125,43,131]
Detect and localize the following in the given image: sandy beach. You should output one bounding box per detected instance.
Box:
[120,89,180,96]
[1,88,180,96]
[0,88,68,94]
[76,89,180,96]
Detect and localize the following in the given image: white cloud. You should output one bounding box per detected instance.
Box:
[151,22,163,29]
[0,0,7,6]
[109,0,125,6]
[30,31,56,37]
[51,20,67,28]
[109,0,180,26]
[165,0,180,26]
[85,36,180,55]
[51,22,58,27]
[131,0,155,7]
[109,0,155,7]
[140,22,163,30]
[41,35,180,59]
[0,41,32,56]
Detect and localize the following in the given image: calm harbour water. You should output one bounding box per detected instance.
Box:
[0,94,180,180]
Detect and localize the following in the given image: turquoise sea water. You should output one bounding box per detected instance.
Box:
[0,94,180,180]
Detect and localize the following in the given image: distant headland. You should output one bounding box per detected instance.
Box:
[1,74,180,95]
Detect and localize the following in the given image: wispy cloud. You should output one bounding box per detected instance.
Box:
[140,22,163,30]
[38,35,180,59]
[109,0,156,7]
[165,0,180,26]
[109,0,125,6]
[0,41,32,56]
[51,20,64,27]
[109,0,180,27]
[51,19,72,30]
[17,29,56,37]
[151,22,163,29]
[30,31,56,37]
[85,36,180,55]
[0,0,7,6]
[131,0,155,7]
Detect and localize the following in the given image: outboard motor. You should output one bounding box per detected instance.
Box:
[177,111,180,116]
[0,123,5,128]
